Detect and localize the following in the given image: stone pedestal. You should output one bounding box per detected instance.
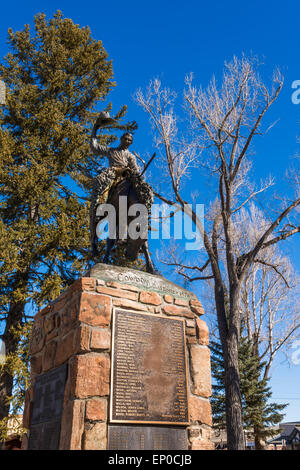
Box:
[22,264,214,450]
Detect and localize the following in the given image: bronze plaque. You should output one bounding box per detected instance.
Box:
[30,364,67,425]
[28,364,67,450]
[108,425,188,450]
[28,420,61,450]
[110,309,189,425]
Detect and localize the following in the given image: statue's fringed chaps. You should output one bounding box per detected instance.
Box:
[89,167,154,248]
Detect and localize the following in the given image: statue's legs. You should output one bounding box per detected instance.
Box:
[141,241,156,274]
[90,168,117,258]
[103,238,116,264]
[90,208,99,257]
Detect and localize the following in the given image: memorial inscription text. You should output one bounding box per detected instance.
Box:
[108,425,188,450]
[111,310,189,424]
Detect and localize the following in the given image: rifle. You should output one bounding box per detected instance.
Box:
[140,153,156,177]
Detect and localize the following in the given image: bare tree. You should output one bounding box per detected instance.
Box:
[236,204,300,377]
[135,56,300,449]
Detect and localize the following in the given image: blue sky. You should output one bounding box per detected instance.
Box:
[0,0,299,421]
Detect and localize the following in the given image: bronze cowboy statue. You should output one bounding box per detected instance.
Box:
[90,112,156,273]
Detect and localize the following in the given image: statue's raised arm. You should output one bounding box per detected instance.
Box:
[90,111,117,156]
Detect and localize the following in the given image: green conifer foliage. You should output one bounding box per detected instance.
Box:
[0,323,31,442]
[0,11,135,436]
[211,337,287,449]
[239,337,287,449]
[210,340,226,430]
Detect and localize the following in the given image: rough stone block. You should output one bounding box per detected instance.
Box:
[71,354,110,398]
[44,314,56,336]
[187,336,198,345]
[21,434,28,450]
[85,398,107,421]
[196,318,209,345]
[83,422,107,450]
[140,291,162,306]
[189,396,212,426]
[42,340,57,371]
[190,299,204,316]
[174,298,189,307]
[162,304,194,318]
[186,319,196,328]
[79,293,111,327]
[31,354,42,375]
[74,325,90,353]
[60,295,80,335]
[191,439,215,450]
[80,278,96,291]
[188,424,212,441]
[106,281,139,292]
[96,285,138,301]
[186,327,196,336]
[29,319,44,355]
[55,331,74,367]
[113,297,147,312]
[60,399,85,450]
[90,328,111,351]
[23,389,33,429]
[74,325,91,354]
[190,345,212,398]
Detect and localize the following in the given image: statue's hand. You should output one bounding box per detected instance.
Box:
[95,111,116,128]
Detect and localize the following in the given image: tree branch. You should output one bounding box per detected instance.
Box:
[239,198,300,276]
[231,81,283,182]
[253,258,291,288]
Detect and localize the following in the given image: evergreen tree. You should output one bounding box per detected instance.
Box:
[210,340,226,430]
[239,337,287,449]
[211,336,287,449]
[0,323,31,441]
[0,11,135,435]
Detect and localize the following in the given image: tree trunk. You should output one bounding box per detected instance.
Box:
[215,280,245,450]
[223,330,245,449]
[254,424,265,450]
[0,371,12,423]
[0,298,25,437]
